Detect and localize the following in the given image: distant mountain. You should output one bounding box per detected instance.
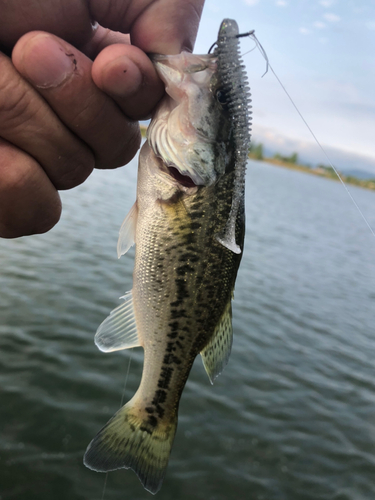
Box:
[253,127,375,179]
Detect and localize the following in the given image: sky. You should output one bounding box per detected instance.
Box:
[194,0,375,175]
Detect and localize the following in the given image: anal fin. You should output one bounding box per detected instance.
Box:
[95,291,141,352]
[200,300,233,384]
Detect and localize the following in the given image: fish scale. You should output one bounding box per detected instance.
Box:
[84,18,250,494]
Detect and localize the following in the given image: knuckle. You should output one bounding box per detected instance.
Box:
[116,127,142,166]
[33,201,62,235]
[0,206,61,238]
[0,144,62,238]
[55,150,95,190]
[0,66,34,131]
[0,185,62,239]
[96,124,141,169]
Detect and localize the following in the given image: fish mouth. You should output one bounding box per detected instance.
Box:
[149,52,218,189]
[150,53,215,84]
[166,165,198,188]
[149,54,182,86]
[149,54,169,63]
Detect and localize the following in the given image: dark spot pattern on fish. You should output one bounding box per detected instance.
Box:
[149,390,167,419]
[129,421,136,432]
[167,332,179,339]
[166,342,176,353]
[163,353,181,365]
[175,279,189,300]
[140,425,153,434]
[176,264,194,276]
[170,309,187,319]
[152,390,167,405]
[148,416,158,428]
[170,298,182,307]
[182,233,195,245]
[158,366,174,389]
[178,253,200,263]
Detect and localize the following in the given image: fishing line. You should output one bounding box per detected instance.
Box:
[101,348,134,500]
[241,45,257,58]
[120,348,134,407]
[100,473,108,500]
[245,31,375,240]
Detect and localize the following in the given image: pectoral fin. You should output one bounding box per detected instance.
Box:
[200,300,233,384]
[95,291,141,352]
[117,201,138,258]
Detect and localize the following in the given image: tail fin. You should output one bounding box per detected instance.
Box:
[83,398,177,494]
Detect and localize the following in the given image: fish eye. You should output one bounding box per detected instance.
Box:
[216,89,228,106]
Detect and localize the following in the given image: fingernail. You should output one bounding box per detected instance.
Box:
[22,35,75,88]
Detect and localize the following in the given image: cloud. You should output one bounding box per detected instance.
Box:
[243,0,260,5]
[323,12,341,22]
[314,21,326,29]
[319,0,335,7]
[313,79,360,103]
[299,27,312,35]
[366,21,375,30]
[276,0,288,6]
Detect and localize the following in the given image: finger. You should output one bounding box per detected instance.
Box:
[12,32,141,169]
[0,51,94,190]
[0,0,92,48]
[0,3,131,60]
[92,44,164,120]
[0,138,61,238]
[89,0,205,54]
[79,25,131,60]
[1,1,205,57]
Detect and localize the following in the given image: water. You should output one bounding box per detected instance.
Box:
[0,158,374,500]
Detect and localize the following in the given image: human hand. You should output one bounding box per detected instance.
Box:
[0,0,204,238]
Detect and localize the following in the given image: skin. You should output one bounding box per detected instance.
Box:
[0,0,204,238]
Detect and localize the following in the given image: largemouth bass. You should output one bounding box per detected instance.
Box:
[84,19,251,494]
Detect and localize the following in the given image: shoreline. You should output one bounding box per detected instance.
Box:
[253,156,375,191]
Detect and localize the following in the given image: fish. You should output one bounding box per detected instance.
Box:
[83,18,251,495]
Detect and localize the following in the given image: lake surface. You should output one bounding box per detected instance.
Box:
[1,157,375,500]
